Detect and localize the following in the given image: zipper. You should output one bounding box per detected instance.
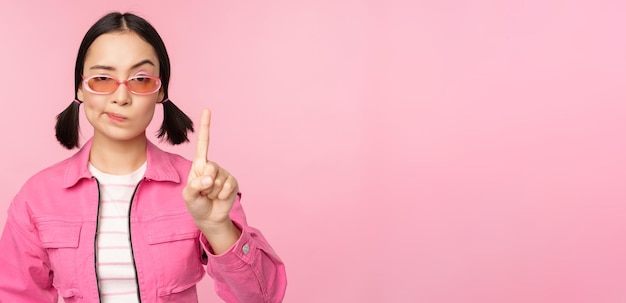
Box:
[93,178,102,301]
[128,179,144,303]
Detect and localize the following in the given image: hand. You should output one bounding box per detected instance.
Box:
[182,109,239,227]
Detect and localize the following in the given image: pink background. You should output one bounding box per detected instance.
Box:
[1,1,625,302]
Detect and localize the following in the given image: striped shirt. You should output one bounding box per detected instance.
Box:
[90,162,146,303]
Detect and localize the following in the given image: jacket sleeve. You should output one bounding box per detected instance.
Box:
[0,194,57,303]
[200,194,287,303]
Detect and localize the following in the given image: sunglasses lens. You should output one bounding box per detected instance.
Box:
[128,77,159,94]
[87,76,118,93]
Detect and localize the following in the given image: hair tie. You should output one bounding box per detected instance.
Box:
[161,98,170,104]
[73,99,83,104]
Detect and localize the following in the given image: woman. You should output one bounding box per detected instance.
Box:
[0,12,286,302]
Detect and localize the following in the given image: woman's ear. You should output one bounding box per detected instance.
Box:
[77,86,84,101]
[158,89,165,103]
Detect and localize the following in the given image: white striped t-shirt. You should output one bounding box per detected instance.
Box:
[90,162,146,303]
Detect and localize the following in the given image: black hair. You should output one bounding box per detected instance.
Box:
[55,12,194,149]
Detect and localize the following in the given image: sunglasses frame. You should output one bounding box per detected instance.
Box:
[82,74,162,95]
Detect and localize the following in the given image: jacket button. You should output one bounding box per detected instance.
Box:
[242,243,250,255]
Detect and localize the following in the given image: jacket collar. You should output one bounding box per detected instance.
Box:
[62,138,181,188]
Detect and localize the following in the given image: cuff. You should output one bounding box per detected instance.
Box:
[200,222,257,271]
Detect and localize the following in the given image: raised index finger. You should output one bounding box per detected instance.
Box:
[195,109,211,161]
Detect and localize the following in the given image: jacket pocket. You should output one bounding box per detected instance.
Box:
[146,211,205,298]
[38,221,82,249]
[147,211,199,244]
[36,220,83,299]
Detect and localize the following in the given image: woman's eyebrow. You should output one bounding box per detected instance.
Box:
[89,59,156,71]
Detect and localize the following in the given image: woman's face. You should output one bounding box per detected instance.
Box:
[77,31,164,144]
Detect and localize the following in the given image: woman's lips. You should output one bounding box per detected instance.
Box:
[107,113,127,122]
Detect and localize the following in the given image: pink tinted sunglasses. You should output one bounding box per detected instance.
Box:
[82,74,162,95]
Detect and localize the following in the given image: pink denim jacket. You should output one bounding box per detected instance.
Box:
[0,139,287,302]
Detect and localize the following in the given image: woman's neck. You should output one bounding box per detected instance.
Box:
[89,135,148,175]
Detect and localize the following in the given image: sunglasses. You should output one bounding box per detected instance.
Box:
[82,74,162,95]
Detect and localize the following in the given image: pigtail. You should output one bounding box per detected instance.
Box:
[157,99,194,145]
[55,100,82,149]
